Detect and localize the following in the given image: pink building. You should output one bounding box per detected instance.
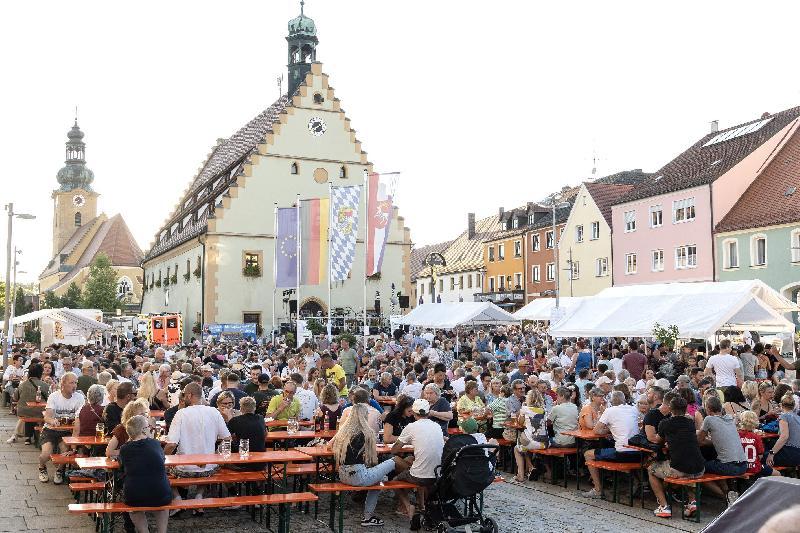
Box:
[612,106,800,286]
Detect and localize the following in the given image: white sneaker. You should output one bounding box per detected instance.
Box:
[727,491,739,506]
[6,436,17,443]
[38,468,49,483]
[53,470,64,485]
[580,488,601,499]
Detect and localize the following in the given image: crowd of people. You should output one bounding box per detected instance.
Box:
[2,325,800,530]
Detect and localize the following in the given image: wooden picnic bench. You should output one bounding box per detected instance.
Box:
[309,480,417,533]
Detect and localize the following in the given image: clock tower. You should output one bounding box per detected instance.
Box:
[52,119,99,256]
[286,1,318,96]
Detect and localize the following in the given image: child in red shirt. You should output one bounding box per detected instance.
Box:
[739,411,776,478]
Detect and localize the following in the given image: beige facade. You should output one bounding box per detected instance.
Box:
[52,188,98,257]
[141,63,412,337]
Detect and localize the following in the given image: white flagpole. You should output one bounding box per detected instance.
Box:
[362,170,369,345]
[272,202,278,346]
[296,193,301,348]
[327,182,333,342]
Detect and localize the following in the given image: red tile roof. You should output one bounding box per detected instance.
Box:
[716,125,800,233]
[585,182,636,226]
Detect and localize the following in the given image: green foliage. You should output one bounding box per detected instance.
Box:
[24,328,40,344]
[61,283,83,309]
[82,253,119,312]
[14,287,31,316]
[193,266,202,279]
[183,273,191,282]
[243,264,261,277]
[336,331,357,347]
[652,322,679,349]
[0,281,5,317]
[41,291,62,309]
[285,331,296,347]
[306,318,325,335]
[170,274,178,284]
[154,278,161,287]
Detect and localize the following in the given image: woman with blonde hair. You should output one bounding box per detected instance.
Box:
[765,394,800,469]
[513,389,546,482]
[106,399,150,458]
[312,377,327,398]
[105,379,120,406]
[741,380,759,408]
[137,372,169,411]
[329,403,398,527]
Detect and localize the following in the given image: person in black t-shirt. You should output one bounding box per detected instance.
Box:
[383,395,415,444]
[641,388,670,444]
[648,395,706,519]
[251,374,278,416]
[372,372,398,400]
[226,397,266,471]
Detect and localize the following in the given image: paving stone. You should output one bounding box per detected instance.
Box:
[0,517,28,532]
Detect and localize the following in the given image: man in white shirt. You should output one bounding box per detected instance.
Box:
[705,339,742,388]
[38,373,85,484]
[581,391,641,499]
[450,368,466,396]
[399,372,423,400]
[289,373,318,420]
[164,382,230,507]
[392,398,445,518]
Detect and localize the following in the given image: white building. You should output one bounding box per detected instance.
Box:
[141,8,412,340]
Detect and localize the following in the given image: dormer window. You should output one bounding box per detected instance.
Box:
[313,93,324,104]
[291,162,299,175]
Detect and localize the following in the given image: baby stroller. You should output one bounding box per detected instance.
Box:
[411,434,500,532]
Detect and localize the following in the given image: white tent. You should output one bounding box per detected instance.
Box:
[513,297,585,321]
[1,308,110,345]
[397,302,518,329]
[549,280,798,339]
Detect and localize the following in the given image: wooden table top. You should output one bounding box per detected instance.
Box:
[45,425,74,432]
[376,397,397,405]
[503,421,524,430]
[164,450,311,466]
[75,456,118,470]
[26,401,46,408]
[266,429,337,440]
[150,410,165,419]
[63,436,110,446]
[294,444,413,458]
[265,419,314,429]
[561,429,604,440]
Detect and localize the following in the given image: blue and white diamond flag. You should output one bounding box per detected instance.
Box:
[329,185,361,282]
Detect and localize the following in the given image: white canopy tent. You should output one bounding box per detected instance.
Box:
[512,297,585,321]
[1,308,110,346]
[549,280,798,339]
[396,302,518,329]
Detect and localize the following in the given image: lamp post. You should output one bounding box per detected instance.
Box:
[3,203,35,368]
[424,252,446,304]
[537,196,571,309]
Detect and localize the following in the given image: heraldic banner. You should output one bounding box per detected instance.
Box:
[329,185,361,282]
[366,173,394,277]
[275,207,298,288]
[300,197,329,285]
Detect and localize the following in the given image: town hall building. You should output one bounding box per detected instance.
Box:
[140,6,412,339]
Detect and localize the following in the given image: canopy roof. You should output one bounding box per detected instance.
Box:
[513,297,585,321]
[397,302,518,329]
[0,308,110,332]
[549,280,798,339]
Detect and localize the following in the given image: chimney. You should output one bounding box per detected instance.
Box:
[761,112,771,119]
[498,206,504,218]
[467,213,476,240]
[710,120,719,133]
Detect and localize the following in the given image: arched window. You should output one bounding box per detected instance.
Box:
[339,166,347,179]
[290,162,299,175]
[313,93,324,104]
[74,212,82,227]
[117,276,132,299]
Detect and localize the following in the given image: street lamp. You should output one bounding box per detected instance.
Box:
[423,252,446,304]
[3,203,35,368]
[536,195,571,309]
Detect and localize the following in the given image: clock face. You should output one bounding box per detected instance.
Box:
[72,194,86,207]
[307,116,327,137]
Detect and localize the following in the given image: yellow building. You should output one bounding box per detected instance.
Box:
[39,121,144,309]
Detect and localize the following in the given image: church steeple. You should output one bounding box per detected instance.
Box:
[286,0,318,95]
[56,117,95,192]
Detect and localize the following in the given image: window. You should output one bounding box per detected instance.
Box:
[652,249,664,272]
[595,257,608,277]
[290,162,299,175]
[116,276,132,298]
[625,253,637,274]
[450,277,455,291]
[475,273,481,288]
[570,261,580,280]
[792,229,800,263]
[489,277,495,292]
[724,239,739,269]
[498,244,505,260]
[514,240,522,257]
[531,233,540,251]
[590,221,600,240]
[488,246,495,262]
[514,273,522,289]
[512,217,519,229]
[244,252,261,276]
[467,275,473,289]
[751,235,767,266]
[675,245,698,269]
[313,93,324,104]
[243,312,261,328]
[546,263,555,281]
[458,275,463,289]
[703,117,773,147]
[339,166,347,179]
[649,205,663,228]
[528,214,535,225]
[532,265,541,283]
[186,259,191,274]
[624,210,636,232]
[182,213,193,229]
[575,225,584,243]
[419,283,425,295]
[497,276,505,290]
[74,212,82,227]
[673,198,696,223]
[545,231,554,249]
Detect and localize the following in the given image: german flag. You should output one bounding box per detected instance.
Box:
[300,198,329,285]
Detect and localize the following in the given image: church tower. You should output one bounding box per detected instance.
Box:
[286,1,318,95]
[52,119,99,256]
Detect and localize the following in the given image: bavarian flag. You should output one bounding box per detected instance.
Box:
[329,185,361,282]
[300,198,329,285]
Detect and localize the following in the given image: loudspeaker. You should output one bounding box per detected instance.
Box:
[289,300,297,313]
[374,300,381,315]
[399,295,410,309]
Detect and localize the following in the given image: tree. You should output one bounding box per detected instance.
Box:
[82,253,119,312]
[61,283,83,309]
[0,281,5,318]
[41,291,62,309]
[14,287,31,316]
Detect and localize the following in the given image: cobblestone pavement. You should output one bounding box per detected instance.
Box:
[0,408,713,532]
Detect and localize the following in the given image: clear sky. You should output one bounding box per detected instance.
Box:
[2,0,800,284]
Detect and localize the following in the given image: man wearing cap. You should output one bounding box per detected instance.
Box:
[595,376,614,404]
[509,360,530,383]
[392,398,445,518]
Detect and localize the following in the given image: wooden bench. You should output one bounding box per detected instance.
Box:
[51,453,86,466]
[663,473,743,522]
[530,447,577,488]
[68,493,317,533]
[20,417,43,446]
[309,480,417,533]
[586,459,642,506]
